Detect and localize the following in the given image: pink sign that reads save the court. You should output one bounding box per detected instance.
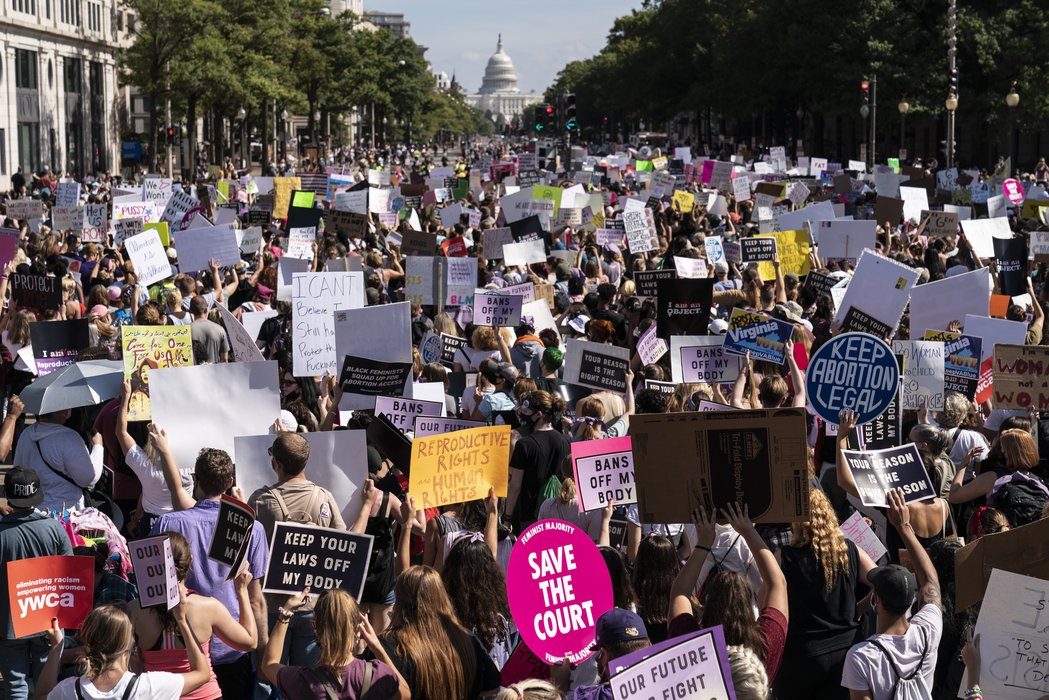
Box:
[507,520,613,665]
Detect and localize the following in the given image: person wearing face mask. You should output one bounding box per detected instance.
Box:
[504,390,570,532]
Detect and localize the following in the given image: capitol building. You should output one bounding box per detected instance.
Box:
[464,36,542,123]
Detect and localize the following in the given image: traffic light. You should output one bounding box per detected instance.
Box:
[534,104,553,132]
[564,93,577,131]
[860,80,870,105]
[165,125,175,145]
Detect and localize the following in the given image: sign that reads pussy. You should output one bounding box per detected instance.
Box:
[263,522,374,600]
[841,443,936,507]
[806,333,899,425]
[473,292,523,327]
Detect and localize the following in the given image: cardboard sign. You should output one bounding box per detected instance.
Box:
[10,273,61,311]
[609,627,736,700]
[892,340,945,410]
[339,356,413,399]
[473,292,523,327]
[125,230,172,287]
[840,443,935,507]
[993,344,1049,410]
[806,333,899,425]
[993,236,1028,297]
[7,556,94,638]
[502,239,547,267]
[292,272,365,377]
[29,319,90,375]
[263,522,373,599]
[961,217,1011,259]
[334,303,413,411]
[571,436,636,512]
[215,303,265,363]
[656,279,713,338]
[841,511,888,562]
[922,211,960,238]
[833,249,919,334]
[122,326,194,421]
[956,517,1049,611]
[409,425,510,508]
[673,256,707,279]
[630,408,810,524]
[671,336,740,384]
[207,495,256,577]
[506,519,613,665]
[741,236,776,262]
[872,196,905,225]
[965,314,1028,404]
[723,309,792,364]
[374,395,442,435]
[562,339,630,394]
[129,536,180,609]
[413,416,485,437]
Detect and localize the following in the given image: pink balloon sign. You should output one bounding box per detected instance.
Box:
[507,519,613,665]
[1003,178,1026,206]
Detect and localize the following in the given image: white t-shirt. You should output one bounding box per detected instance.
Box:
[125,444,192,515]
[49,671,183,700]
[842,603,944,700]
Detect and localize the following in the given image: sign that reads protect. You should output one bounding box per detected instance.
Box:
[507,519,613,665]
[841,443,936,507]
[571,436,636,512]
[473,292,523,327]
[722,309,793,364]
[263,522,374,599]
[409,425,511,508]
[806,332,898,425]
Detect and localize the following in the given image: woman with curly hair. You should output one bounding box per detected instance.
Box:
[441,537,517,669]
[773,489,876,698]
[631,534,680,644]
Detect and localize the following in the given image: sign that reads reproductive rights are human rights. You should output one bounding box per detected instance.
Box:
[806,332,899,425]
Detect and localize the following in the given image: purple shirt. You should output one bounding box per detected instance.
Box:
[151,498,269,665]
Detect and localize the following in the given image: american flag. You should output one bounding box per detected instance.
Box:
[297,173,330,195]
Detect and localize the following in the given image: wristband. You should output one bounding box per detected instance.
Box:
[964,685,982,699]
[277,607,294,623]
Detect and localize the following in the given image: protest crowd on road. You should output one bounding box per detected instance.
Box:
[3,138,1049,700]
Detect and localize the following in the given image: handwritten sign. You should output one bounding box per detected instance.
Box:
[571,436,636,512]
[124,230,171,286]
[292,272,365,377]
[122,326,194,421]
[841,511,888,562]
[414,416,485,437]
[993,344,1049,410]
[892,340,945,411]
[129,536,180,609]
[409,425,510,508]
[10,273,60,311]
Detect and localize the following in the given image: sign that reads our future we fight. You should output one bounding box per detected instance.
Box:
[806,333,899,425]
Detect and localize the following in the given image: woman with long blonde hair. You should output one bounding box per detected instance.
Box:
[773,489,876,698]
[380,566,499,700]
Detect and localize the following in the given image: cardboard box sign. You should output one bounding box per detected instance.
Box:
[628,408,810,524]
[954,516,1049,611]
[993,344,1049,410]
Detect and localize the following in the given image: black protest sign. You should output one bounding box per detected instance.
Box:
[29,319,89,375]
[608,519,629,550]
[286,201,323,232]
[440,333,468,368]
[993,236,1028,297]
[840,306,893,339]
[841,443,935,508]
[634,269,676,300]
[510,214,546,241]
[11,273,61,311]
[803,270,837,298]
[207,495,256,579]
[263,522,374,599]
[339,355,413,397]
[576,346,629,394]
[643,379,678,397]
[860,390,901,450]
[656,278,713,339]
[401,229,437,257]
[741,236,777,262]
[326,210,369,239]
[367,413,413,473]
[244,209,271,226]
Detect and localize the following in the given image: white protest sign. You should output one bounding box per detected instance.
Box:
[174,224,241,273]
[673,256,708,279]
[160,188,198,229]
[943,203,972,220]
[473,292,523,327]
[292,272,365,377]
[113,201,162,224]
[775,199,835,235]
[609,628,735,700]
[287,227,316,260]
[113,218,144,249]
[840,511,888,562]
[833,249,919,333]
[636,323,668,366]
[502,239,546,267]
[445,257,476,307]
[908,268,990,339]
[55,181,80,208]
[986,194,1008,219]
[334,189,368,213]
[705,236,725,264]
[236,226,263,254]
[404,256,437,306]
[215,303,265,363]
[732,176,752,202]
[129,536,180,609]
[241,309,278,342]
[899,186,930,224]
[125,231,172,286]
[818,220,877,260]
[277,255,311,302]
[571,436,636,512]
[144,176,174,204]
[961,217,1011,259]
[80,204,108,243]
[671,335,740,384]
[335,302,413,411]
[1031,231,1049,261]
[892,340,945,410]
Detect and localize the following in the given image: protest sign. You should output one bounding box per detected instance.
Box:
[562,339,630,394]
[207,495,255,577]
[125,230,172,287]
[922,211,960,238]
[409,425,510,507]
[624,209,658,254]
[501,239,547,267]
[339,356,414,399]
[656,278,713,338]
[9,197,47,219]
[634,269,677,300]
[113,201,161,225]
[840,443,935,507]
[445,257,476,307]
[609,626,736,700]
[571,436,636,512]
[839,306,893,339]
[635,323,668,366]
[277,255,310,302]
[961,217,1011,259]
[872,196,905,225]
[955,517,1049,611]
[404,256,439,306]
[286,227,316,260]
[671,336,740,384]
[6,556,94,637]
[129,536,180,609]
[473,292,523,327]
[500,642,552,688]
[335,303,413,411]
[0,228,17,271]
[630,408,810,524]
[482,227,514,259]
[214,303,265,363]
[993,344,1049,410]
[817,219,876,259]
[159,187,198,230]
[833,249,919,333]
[79,203,108,243]
[507,519,613,665]
[986,194,1008,219]
[1030,230,1049,263]
[993,235,1028,297]
[122,325,193,421]
[673,256,707,279]
[174,224,241,273]
[806,333,899,425]
[10,273,61,311]
[741,236,776,262]
[908,268,990,339]
[723,309,793,364]
[375,395,443,435]
[756,229,811,279]
[113,217,144,249]
[292,272,365,377]
[29,319,89,375]
[892,340,945,411]
[263,522,373,599]
[841,511,888,562]
[900,186,930,223]
[414,415,485,437]
[705,235,725,264]
[924,330,981,400]
[326,210,369,239]
[965,314,1028,403]
[271,177,301,219]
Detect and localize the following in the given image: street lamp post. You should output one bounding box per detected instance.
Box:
[898,100,909,160]
[313,109,321,160]
[1006,82,1019,175]
[946,0,958,166]
[280,109,289,162]
[236,106,247,171]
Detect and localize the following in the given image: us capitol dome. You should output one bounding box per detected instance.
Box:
[465,35,542,123]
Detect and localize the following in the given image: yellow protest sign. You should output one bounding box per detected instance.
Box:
[144,222,170,246]
[121,326,194,421]
[672,190,695,213]
[1021,199,1049,220]
[216,181,230,203]
[532,185,562,216]
[757,229,811,279]
[409,425,510,509]
[651,156,668,171]
[272,177,301,220]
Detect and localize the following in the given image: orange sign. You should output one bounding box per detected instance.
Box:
[6,555,94,638]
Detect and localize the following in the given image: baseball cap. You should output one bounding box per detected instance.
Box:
[5,467,43,508]
[497,362,520,383]
[106,285,122,301]
[869,564,917,610]
[709,318,729,334]
[592,608,648,650]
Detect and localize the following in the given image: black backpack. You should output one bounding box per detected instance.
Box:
[991,471,1049,527]
[362,490,396,604]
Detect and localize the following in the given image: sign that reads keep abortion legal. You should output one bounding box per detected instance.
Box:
[264,522,374,599]
[507,519,614,665]
[7,556,94,638]
[571,436,636,512]
[129,536,180,609]
[806,332,899,425]
[840,443,936,507]
[207,495,256,577]
[473,292,523,327]
[339,355,413,398]
[609,626,737,700]
[722,309,793,364]
[410,425,511,508]
[374,395,443,435]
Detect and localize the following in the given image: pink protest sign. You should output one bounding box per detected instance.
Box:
[507,519,613,665]
[571,436,636,513]
[499,641,552,687]
[701,160,715,185]
[1003,178,1025,206]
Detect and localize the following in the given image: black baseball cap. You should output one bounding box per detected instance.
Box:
[870,564,917,610]
[5,467,43,508]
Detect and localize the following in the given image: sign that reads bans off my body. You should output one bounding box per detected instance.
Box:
[571,436,636,512]
[473,292,523,327]
[841,443,936,507]
[374,395,442,435]
[263,522,373,600]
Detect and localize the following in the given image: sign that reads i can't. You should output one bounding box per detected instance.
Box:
[263,522,374,600]
[806,332,899,425]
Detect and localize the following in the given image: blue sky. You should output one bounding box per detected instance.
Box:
[368,0,642,95]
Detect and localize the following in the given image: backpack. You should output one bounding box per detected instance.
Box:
[266,484,327,526]
[868,626,932,700]
[75,674,139,700]
[362,491,395,604]
[990,470,1049,527]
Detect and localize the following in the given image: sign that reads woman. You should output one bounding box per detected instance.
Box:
[507,520,613,665]
[806,332,898,425]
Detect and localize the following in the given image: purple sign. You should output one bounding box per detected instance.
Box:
[609,625,737,700]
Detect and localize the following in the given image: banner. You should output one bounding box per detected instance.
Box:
[993,344,1049,410]
[723,309,793,364]
[629,409,810,524]
[562,339,630,394]
[473,292,523,327]
[409,425,511,508]
[506,519,613,665]
[374,395,443,435]
[6,556,94,638]
[609,627,736,700]
[263,522,373,599]
[656,279,713,338]
[840,443,935,507]
[339,355,413,398]
[671,336,740,384]
[129,536,180,609]
[892,340,945,411]
[207,495,255,577]
[29,319,89,375]
[806,333,899,425]
[122,325,194,421]
[571,436,636,512]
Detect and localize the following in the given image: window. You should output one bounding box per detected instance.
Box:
[59,0,80,26]
[116,10,122,31]
[89,61,105,171]
[64,57,81,93]
[11,0,37,15]
[0,129,6,175]
[87,1,101,32]
[15,49,38,90]
[18,122,40,173]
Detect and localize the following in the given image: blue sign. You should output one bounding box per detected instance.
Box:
[723,309,795,364]
[806,332,898,425]
[121,141,143,161]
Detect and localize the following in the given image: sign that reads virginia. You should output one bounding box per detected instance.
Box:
[722,309,793,364]
[263,522,373,600]
[806,332,899,425]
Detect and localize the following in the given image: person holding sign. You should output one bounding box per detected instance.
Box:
[506,391,571,531]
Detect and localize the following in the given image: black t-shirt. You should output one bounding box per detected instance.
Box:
[779,538,862,657]
[591,307,628,344]
[378,634,498,700]
[509,428,571,527]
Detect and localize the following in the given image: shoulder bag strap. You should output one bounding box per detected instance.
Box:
[75,679,85,700]
[268,486,291,520]
[121,673,141,700]
[361,660,374,696]
[306,668,340,700]
[304,483,323,522]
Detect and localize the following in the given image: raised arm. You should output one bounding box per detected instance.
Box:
[948,446,992,504]
[349,479,377,534]
[0,395,23,462]
[835,408,861,499]
[260,586,310,686]
[484,488,499,560]
[208,259,225,304]
[149,425,196,511]
[772,257,787,304]
[396,493,416,577]
[723,502,788,621]
[116,380,136,457]
[886,488,941,610]
[210,566,259,651]
[785,339,806,408]
[669,506,715,621]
